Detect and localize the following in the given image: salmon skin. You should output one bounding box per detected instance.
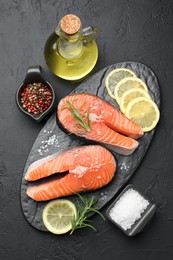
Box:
[26,145,116,201]
[57,93,143,156]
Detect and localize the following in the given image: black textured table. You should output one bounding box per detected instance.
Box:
[0,1,173,260]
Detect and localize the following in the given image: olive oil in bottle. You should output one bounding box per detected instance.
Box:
[44,14,99,81]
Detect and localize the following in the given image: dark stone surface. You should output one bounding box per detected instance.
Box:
[21,61,160,232]
[1,1,173,259]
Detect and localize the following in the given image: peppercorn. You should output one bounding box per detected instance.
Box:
[20,82,53,115]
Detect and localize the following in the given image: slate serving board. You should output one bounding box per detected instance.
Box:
[21,61,160,231]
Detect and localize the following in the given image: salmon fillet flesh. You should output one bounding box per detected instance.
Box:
[26,145,116,201]
[57,93,143,156]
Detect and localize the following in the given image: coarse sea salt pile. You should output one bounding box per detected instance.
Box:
[109,188,149,231]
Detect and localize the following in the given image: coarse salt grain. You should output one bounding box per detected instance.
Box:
[38,134,60,155]
[109,188,149,231]
[71,166,87,178]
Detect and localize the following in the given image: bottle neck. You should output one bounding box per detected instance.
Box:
[57,29,83,59]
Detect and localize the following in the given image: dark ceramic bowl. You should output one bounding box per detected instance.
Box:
[16,65,55,122]
[106,184,156,236]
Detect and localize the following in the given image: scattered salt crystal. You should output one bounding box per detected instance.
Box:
[89,113,101,121]
[43,129,52,134]
[37,134,60,155]
[71,166,87,178]
[100,191,107,201]
[37,149,43,155]
[120,163,129,171]
[109,188,149,230]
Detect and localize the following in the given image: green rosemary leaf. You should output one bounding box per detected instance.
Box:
[88,208,105,220]
[70,194,105,235]
[63,101,91,132]
[66,101,83,122]
[87,110,90,130]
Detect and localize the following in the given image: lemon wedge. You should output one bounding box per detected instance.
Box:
[125,97,160,132]
[105,68,137,99]
[114,77,149,105]
[42,199,77,235]
[120,88,151,113]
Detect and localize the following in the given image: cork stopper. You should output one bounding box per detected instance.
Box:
[60,14,81,35]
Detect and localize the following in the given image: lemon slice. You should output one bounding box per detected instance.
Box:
[125,97,160,132]
[114,77,149,105]
[105,68,137,99]
[120,88,151,113]
[42,199,77,234]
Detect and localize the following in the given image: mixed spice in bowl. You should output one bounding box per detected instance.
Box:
[16,66,55,122]
[20,82,53,115]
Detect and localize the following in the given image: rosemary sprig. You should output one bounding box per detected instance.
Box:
[70,194,105,234]
[62,101,90,132]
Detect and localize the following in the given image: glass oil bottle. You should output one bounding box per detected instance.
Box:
[44,14,99,81]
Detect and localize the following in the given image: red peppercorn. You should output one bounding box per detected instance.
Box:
[20,82,53,115]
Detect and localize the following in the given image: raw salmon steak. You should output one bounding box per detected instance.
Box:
[26,145,116,201]
[57,93,143,155]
